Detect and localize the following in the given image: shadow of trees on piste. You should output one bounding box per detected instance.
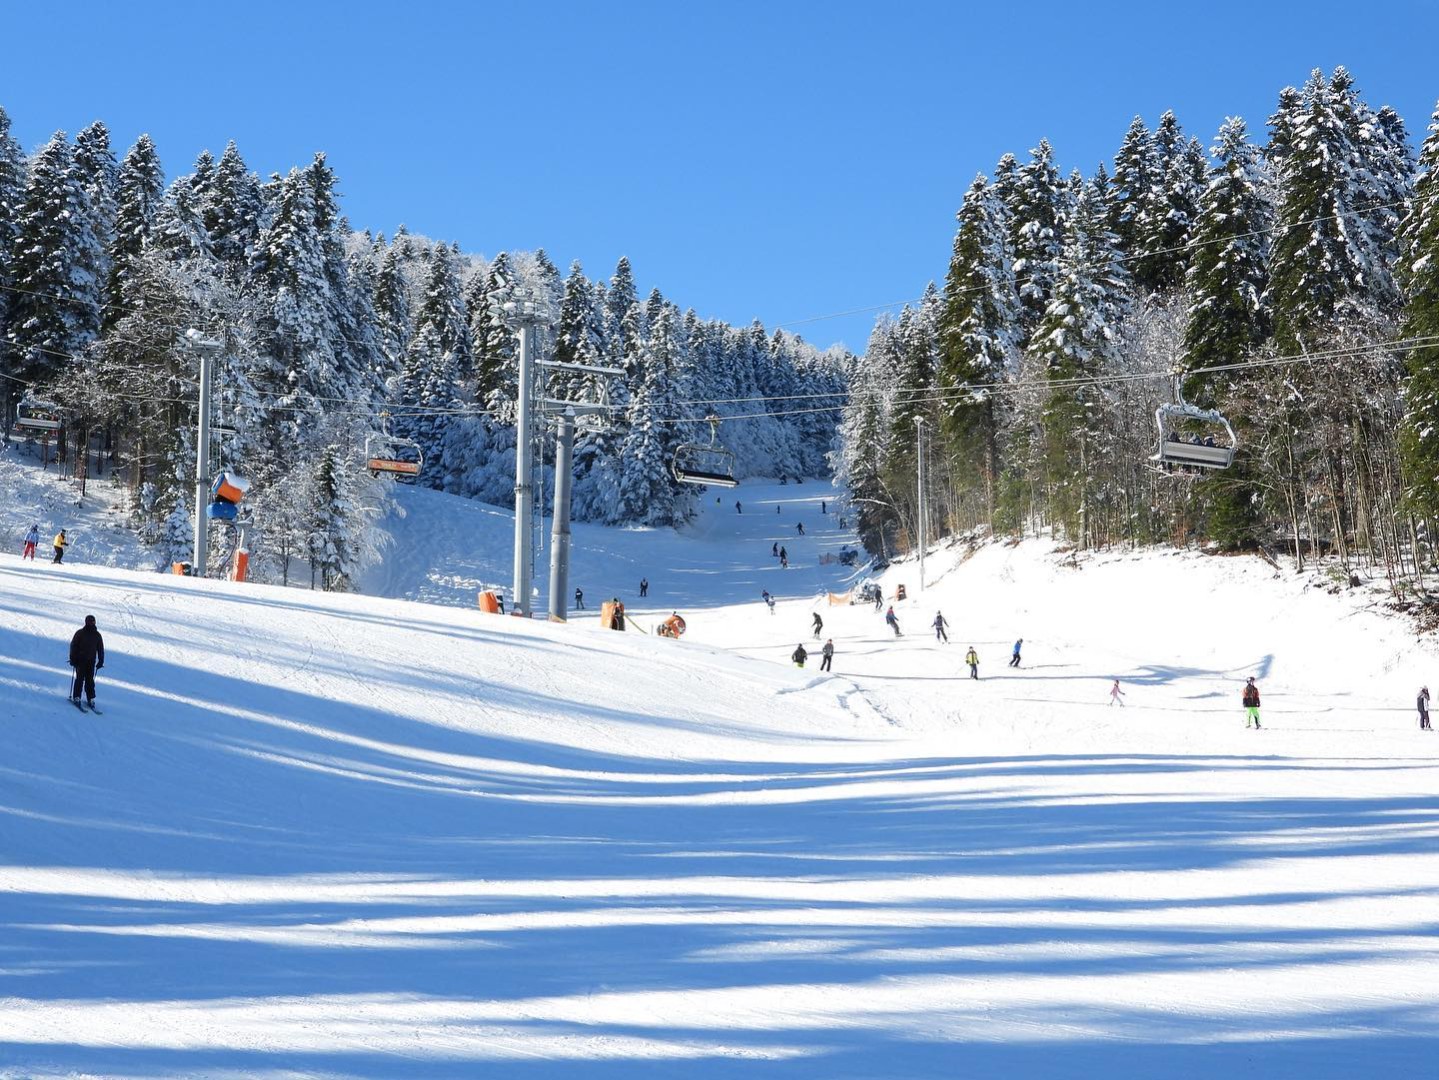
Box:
[2,629,1438,1077]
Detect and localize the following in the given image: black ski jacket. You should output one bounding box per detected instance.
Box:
[70,625,104,668]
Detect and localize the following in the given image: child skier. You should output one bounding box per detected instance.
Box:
[965,647,979,680]
[22,523,39,560]
[1243,677,1261,728]
[1109,679,1125,706]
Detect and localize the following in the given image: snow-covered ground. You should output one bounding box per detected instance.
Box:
[2,478,1438,1078]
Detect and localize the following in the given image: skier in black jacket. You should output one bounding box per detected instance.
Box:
[69,615,105,709]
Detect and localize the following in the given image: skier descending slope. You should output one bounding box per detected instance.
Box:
[812,612,823,639]
[68,615,105,712]
[933,612,949,643]
[885,606,902,637]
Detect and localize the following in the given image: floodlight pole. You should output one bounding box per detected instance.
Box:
[188,330,223,577]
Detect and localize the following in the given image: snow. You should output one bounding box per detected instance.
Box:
[3,477,1439,1077]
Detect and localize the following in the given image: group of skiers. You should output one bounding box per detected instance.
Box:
[18,524,68,563]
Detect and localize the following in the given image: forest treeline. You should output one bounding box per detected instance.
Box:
[0,109,848,588]
[836,67,1439,589]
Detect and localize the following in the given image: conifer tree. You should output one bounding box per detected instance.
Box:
[1267,69,1375,352]
[374,238,413,381]
[1111,116,1157,253]
[0,107,26,362]
[73,121,118,256]
[1033,179,1129,544]
[470,251,517,411]
[617,303,686,525]
[1398,100,1439,520]
[106,135,165,320]
[1182,117,1270,399]
[1008,139,1065,341]
[3,132,104,383]
[938,175,1020,511]
[207,141,263,275]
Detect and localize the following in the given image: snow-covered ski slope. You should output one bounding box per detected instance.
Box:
[3,480,1439,1078]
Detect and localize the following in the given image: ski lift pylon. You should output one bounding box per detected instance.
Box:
[1151,376,1236,473]
[672,415,737,488]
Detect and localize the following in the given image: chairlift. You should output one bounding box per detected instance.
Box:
[10,394,64,437]
[672,415,737,488]
[1150,378,1236,474]
[364,419,423,481]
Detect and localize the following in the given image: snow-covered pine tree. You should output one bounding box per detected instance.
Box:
[938,174,1020,518]
[3,132,104,385]
[106,134,165,321]
[152,175,216,264]
[309,443,358,591]
[1032,176,1130,546]
[0,107,26,383]
[1110,116,1158,255]
[881,295,941,544]
[471,251,517,414]
[1398,99,1439,521]
[1134,114,1204,294]
[1182,117,1270,399]
[374,237,413,384]
[73,121,118,259]
[1267,69,1386,353]
[1008,139,1065,343]
[615,302,687,525]
[206,141,263,277]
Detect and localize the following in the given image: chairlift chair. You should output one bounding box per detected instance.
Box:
[1150,379,1237,473]
[672,415,737,488]
[10,394,64,439]
[364,426,423,482]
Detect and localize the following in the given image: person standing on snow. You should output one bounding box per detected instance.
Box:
[52,529,68,564]
[640,578,649,598]
[772,542,779,557]
[1243,677,1262,728]
[68,615,105,710]
[1418,687,1431,731]
[779,545,787,562]
[22,523,40,560]
[1109,679,1125,706]
[574,587,584,610]
[965,646,979,680]
[792,643,808,668]
[873,589,883,612]
[820,639,834,672]
[797,522,805,536]
[1010,639,1023,667]
[761,590,776,615]
[885,606,902,637]
[822,500,827,514]
[812,612,823,639]
[735,501,742,514]
[933,612,949,643]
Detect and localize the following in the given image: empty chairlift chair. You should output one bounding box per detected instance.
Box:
[672,415,737,488]
[365,425,423,482]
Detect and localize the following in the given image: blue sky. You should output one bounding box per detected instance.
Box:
[3,1,1437,350]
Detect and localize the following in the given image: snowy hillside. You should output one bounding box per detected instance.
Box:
[3,483,1439,1078]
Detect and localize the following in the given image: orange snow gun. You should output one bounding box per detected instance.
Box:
[658,614,687,638]
[211,471,250,505]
